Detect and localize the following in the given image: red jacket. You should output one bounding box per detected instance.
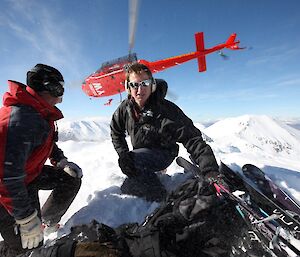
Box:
[0,80,64,219]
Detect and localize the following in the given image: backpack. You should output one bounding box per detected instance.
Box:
[52,179,238,257]
[120,178,243,257]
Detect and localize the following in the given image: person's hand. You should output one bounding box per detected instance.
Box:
[118,151,138,178]
[15,210,43,249]
[57,158,83,178]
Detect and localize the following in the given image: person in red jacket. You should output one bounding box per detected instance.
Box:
[0,64,82,257]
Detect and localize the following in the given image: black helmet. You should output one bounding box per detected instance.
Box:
[26,64,64,97]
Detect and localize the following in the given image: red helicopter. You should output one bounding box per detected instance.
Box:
[82,32,244,98]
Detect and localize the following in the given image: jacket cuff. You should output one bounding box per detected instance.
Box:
[15,209,38,225]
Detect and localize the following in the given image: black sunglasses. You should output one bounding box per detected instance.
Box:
[128,79,152,89]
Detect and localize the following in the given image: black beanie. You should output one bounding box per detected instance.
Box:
[26,64,64,97]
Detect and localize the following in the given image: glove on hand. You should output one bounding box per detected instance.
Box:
[15,210,43,249]
[57,158,83,178]
[118,151,138,178]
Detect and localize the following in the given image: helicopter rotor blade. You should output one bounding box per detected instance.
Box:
[129,0,140,54]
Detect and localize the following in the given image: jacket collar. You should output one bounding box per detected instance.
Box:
[3,80,63,121]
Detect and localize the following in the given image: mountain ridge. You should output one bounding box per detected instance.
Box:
[204,115,300,159]
[57,114,300,160]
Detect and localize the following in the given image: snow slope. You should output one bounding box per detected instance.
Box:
[1,115,299,243]
[49,114,300,237]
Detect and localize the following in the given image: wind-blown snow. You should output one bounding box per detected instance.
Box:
[2,114,299,243]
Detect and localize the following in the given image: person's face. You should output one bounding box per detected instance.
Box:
[128,72,152,108]
[38,91,63,106]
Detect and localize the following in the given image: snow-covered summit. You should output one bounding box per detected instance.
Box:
[205,115,300,156]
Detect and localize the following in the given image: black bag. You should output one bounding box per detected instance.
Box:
[17,179,244,257]
[120,178,243,257]
[57,220,130,257]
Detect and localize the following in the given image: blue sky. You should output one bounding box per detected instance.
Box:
[1,0,300,122]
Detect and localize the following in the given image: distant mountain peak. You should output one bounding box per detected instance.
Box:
[205,115,300,156]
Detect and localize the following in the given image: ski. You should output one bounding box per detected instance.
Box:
[241,164,300,238]
[242,163,300,216]
[176,156,300,257]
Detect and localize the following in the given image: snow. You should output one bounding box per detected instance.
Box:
[1,114,300,243]
[205,115,300,169]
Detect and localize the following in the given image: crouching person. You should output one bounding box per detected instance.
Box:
[110,63,219,202]
[0,64,82,257]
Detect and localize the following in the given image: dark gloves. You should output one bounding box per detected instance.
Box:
[118,151,138,178]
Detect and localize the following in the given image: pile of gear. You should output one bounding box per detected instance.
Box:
[18,156,300,257]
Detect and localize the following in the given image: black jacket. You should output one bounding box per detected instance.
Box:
[110,79,218,174]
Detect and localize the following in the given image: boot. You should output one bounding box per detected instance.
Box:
[121,174,167,202]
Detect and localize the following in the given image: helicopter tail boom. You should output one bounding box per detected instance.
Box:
[195,32,207,72]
